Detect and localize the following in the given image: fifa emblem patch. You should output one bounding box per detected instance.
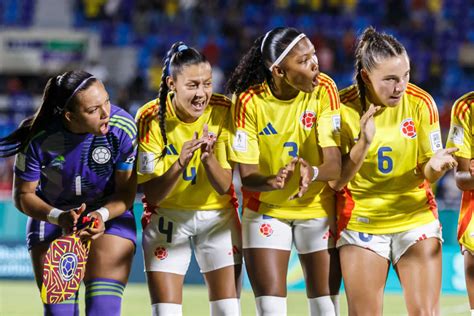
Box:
[300,110,316,130]
[259,223,273,237]
[59,252,78,281]
[92,146,111,164]
[154,246,168,260]
[400,118,416,139]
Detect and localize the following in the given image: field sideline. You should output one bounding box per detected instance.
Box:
[0,281,469,315]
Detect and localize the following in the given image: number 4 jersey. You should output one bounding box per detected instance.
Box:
[337,83,441,234]
[229,73,341,220]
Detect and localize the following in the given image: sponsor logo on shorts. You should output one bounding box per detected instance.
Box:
[154,246,168,260]
[259,223,273,237]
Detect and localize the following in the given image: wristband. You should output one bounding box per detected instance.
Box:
[95,207,110,222]
[311,166,319,182]
[47,208,65,225]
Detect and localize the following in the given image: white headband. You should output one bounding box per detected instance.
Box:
[269,33,306,71]
[260,30,271,53]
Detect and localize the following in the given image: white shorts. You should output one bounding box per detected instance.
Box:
[242,208,336,254]
[142,208,242,274]
[337,220,443,264]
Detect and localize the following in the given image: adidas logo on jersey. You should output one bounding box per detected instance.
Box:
[165,144,178,155]
[258,123,278,135]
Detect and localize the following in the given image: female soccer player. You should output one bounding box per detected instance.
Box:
[136,42,241,316]
[332,27,458,315]
[446,91,474,316]
[1,70,137,315]
[226,27,342,315]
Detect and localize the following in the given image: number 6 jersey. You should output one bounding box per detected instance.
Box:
[229,73,341,220]
[337,83,441,234]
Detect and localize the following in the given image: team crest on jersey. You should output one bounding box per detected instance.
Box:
[91,146,111,164]
[400,118,417,139]
[300,111,317,130]
[259,223,273,237]
[154,246,168,260]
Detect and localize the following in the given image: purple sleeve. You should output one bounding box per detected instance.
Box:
[111,109,137,171]
[14,143,41,182]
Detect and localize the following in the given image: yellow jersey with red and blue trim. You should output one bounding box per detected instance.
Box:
[229,73,341,220]
[446,91,474,251]
[136,92,237,211]
[337,83,441,234]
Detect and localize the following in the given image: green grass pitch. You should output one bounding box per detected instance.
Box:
[0,281,469,315]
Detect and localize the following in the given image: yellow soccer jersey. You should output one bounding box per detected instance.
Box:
[337,83,441,234]
[446,91,474,251]
[229,73,341,220]
[136,92,235,210]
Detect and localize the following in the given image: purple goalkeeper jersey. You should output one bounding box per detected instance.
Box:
[14,105,137,212]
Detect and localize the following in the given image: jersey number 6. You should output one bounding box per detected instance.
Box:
[377,146,393,174]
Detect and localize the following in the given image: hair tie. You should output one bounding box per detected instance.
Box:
[177,44,188,52]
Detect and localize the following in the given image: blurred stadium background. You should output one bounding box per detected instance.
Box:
[0,0,473,315]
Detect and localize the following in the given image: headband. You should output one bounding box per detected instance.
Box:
[269,33,307,71]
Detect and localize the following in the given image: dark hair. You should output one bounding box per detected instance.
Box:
[354,26,407,110]
[157,41,208,159]
[226,27,303,95]
[0,70,96,157]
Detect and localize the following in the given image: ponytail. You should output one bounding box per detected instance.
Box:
[0,71,96,157]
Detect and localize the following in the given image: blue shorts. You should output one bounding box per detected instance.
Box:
[26,209,137,250]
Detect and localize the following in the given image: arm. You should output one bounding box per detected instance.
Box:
[454,157,474,191]
[201,156,232,195]
[143,132,204,206]
[315,146,341,181]
[82,169,137,239]
[291,146,340,199]
[420,148,458,183]
[329,104,379,191]
[201,124,232,195]
[239,159,297,192]
[13,175,84,232]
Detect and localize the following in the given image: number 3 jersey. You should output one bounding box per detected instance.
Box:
[229,73,341,220]
[135,93,236,211]
[338,83,441,234]
[14,105,137,211]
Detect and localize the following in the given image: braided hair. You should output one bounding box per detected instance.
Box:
[157,42,208,158]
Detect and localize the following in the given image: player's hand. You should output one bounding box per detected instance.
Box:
[271,157,297,190]
[200,124,216,162]
[429,147,459,172]
[78,211,105,241]
[177,131,205,168]
[58,203,86,234]
[359,104,380,145]
[290,158,312,200]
